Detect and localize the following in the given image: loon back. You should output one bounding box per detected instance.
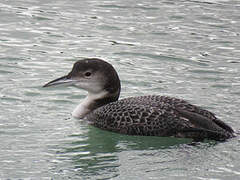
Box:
[87,95,234,141]
[43,58,235,141]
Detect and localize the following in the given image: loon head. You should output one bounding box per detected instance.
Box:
[43,58,121,118]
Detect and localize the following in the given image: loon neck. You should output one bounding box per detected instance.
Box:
[72,90,120,119]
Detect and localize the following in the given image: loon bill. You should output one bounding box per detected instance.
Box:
[43,58,235,141]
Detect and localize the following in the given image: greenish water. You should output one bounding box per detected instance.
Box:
[1,0,240,179]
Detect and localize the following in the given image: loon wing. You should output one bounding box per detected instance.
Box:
[212,118,234,134]
[175,108,234,140]
[176,108,234,133]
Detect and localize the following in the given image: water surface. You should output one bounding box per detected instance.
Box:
[0,0,240,179]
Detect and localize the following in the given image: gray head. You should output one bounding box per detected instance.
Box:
[43,58,121,118]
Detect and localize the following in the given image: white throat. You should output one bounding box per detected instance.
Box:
[72,90,108,119]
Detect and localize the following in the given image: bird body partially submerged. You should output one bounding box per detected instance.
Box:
[43,58,235,141]
[87,95,234,141]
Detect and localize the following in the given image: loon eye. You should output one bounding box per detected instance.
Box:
[84,72,92,77]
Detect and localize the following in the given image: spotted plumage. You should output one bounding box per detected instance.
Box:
[87,95,234,141]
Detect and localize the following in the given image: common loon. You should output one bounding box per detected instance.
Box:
[43,58,235,141]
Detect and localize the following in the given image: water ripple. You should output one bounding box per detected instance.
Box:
[0,0,240,179]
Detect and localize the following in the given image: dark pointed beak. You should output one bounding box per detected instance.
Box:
[43,75,77,88]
